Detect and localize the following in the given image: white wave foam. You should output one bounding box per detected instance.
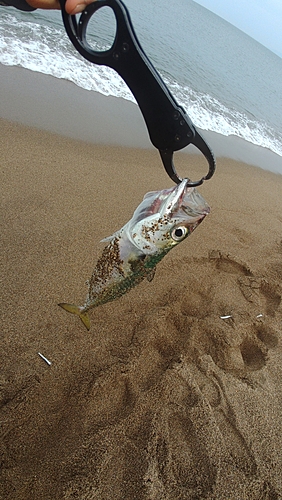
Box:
[1,13,281,158]
[165,77,282,157]
[0,13,133,97]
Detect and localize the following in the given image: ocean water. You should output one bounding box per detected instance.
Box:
[0,0,282,160]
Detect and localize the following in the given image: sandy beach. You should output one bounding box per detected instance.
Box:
[1,64,282,499]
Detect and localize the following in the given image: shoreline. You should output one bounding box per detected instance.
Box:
[1,63,282,175]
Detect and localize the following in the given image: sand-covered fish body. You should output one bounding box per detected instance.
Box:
[59,179,210,330]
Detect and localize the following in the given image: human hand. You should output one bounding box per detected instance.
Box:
[26,0,96,14]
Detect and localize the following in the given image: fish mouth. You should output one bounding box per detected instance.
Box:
[160,179,210,219]
[127,179,210,235]
[182,186,210,218]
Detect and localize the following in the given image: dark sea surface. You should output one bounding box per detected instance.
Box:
[0,0,281,163]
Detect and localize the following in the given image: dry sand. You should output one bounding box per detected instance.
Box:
[1,88,282,498]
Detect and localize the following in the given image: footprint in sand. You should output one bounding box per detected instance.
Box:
[208,249,252,276]
[239,337,268,371]
[255,324,279,348]
[196,356,258,478]
[239,320,279,374]
[202,251,281,376]
[238,275,281,316]
[145,393,217,499]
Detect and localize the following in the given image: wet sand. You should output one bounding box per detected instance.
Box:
[1,66,282,499]
[1,63,282,175]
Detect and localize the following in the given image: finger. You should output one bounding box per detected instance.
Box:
[26,0,61,8]
[65,0,96,15]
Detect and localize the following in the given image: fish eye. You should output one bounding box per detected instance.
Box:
[171,226,188,241]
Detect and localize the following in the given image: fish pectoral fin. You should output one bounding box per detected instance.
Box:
[146,267,156,282]
[58,303,90,331]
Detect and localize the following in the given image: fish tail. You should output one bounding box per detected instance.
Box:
[58,303,90,331]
